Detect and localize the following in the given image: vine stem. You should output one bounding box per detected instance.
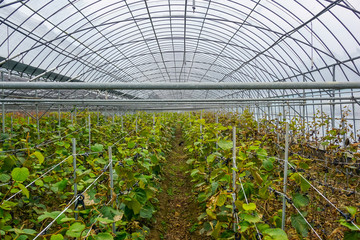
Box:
[0,181,15,205]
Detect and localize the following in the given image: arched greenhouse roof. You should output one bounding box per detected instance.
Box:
[0,0,359,104]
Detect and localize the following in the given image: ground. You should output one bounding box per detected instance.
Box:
[147,126,211,240]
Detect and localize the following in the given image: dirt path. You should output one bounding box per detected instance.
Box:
[147,126,211,240]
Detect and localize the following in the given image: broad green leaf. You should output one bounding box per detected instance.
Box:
[0,200,17,210]
[291,214,308,237]
[262,159,274,171]
[60,217,75,223]
[263,228,288,240]
[344,231,360,240]
[32,151,44,165]
[95,233,113,240]
[18,183,29,198]
[345,206,357,217]
[242,203,256,211]
[50,234,64,240]
[256,148,268,158]
[140,205,155,219]
[206,209,216,220]
[207,153,217,163]
[134,188,147,204]
[9,228,37,235]
[241,213,261,223]
[0,174,10,182]
[211,221,222,238]
[218,140,233,150]
[292,194,309,208]
[91,143,104,152]
[125,199,141,215]
[127,142,136,148]
[96,217,114,224]
[211,181,219,195]
[190,169,200,177]
[37,211,64,223]
[339,219,360,231]
[35,179,44,187]
[66,222,85,238]
[11,167,29,182]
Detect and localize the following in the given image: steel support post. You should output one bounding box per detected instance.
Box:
[281,122,290,230]
[200,111,203,136]
[88,114,91,150]
[108,146,115,233]
[1,72,4,133]
[72,138,78,220]
[232,126,238,232]
[121,115,123,131]
[331,66,336,129]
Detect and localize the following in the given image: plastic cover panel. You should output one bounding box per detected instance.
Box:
[0,0,359,100]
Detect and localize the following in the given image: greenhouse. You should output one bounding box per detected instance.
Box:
[0,0,359,239]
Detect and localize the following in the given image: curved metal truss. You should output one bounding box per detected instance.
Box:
[0,1,359,112]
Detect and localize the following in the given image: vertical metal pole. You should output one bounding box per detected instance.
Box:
[153,113,155,130]
[188,112,191,121]
[121,115,123,131]
[108,146,115,233]
[352,101,356,141]
[281,122,290,230]
[232,126,237,192]
[232,126,238,232]
[135,114,138,133]
[256,105,260,132]
[88,114,91,150]
[10,115,13,136]
[331,66,336,129]
[112,109,115,124]
[71,111,73,124]
[72,138,78,220]
[97,107,100,126]
[74,106,77,124]
[27,116,30,125]
[276,118,280,143]
[35,86,40,139]
[216,113,219,150]
[200,111,203,136]
[1,72,4,133]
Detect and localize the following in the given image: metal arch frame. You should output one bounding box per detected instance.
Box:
[0,2,358,83]
[0,1,358,100]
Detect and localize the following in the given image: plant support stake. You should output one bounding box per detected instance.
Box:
[232,126,239,232]
[88,114,91,150]
[108,146,115,233]
[281,122,290,230]
[72,138,78,220]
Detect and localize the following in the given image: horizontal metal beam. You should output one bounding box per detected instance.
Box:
[0,96,357,103]
[1,82,360,90]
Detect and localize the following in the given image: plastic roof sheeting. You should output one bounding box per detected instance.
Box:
[0,0,359,100]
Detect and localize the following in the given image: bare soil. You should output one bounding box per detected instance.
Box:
[147,126,211,240]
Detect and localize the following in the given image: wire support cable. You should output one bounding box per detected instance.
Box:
[269,187,323,239]
[286,161,360,231]
[0,127,81,154]
[33,162,111,240]
[238,176,262,239]
[252,151,360,230]
[265,154,360,196]
[83,198,113,238]
[2,155,72,203]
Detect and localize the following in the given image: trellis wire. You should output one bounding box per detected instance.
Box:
[33,162,111,239]
[238,176,262,239]
[3,155,72,203]
[0,127,81,153]
[270,188,323,239]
